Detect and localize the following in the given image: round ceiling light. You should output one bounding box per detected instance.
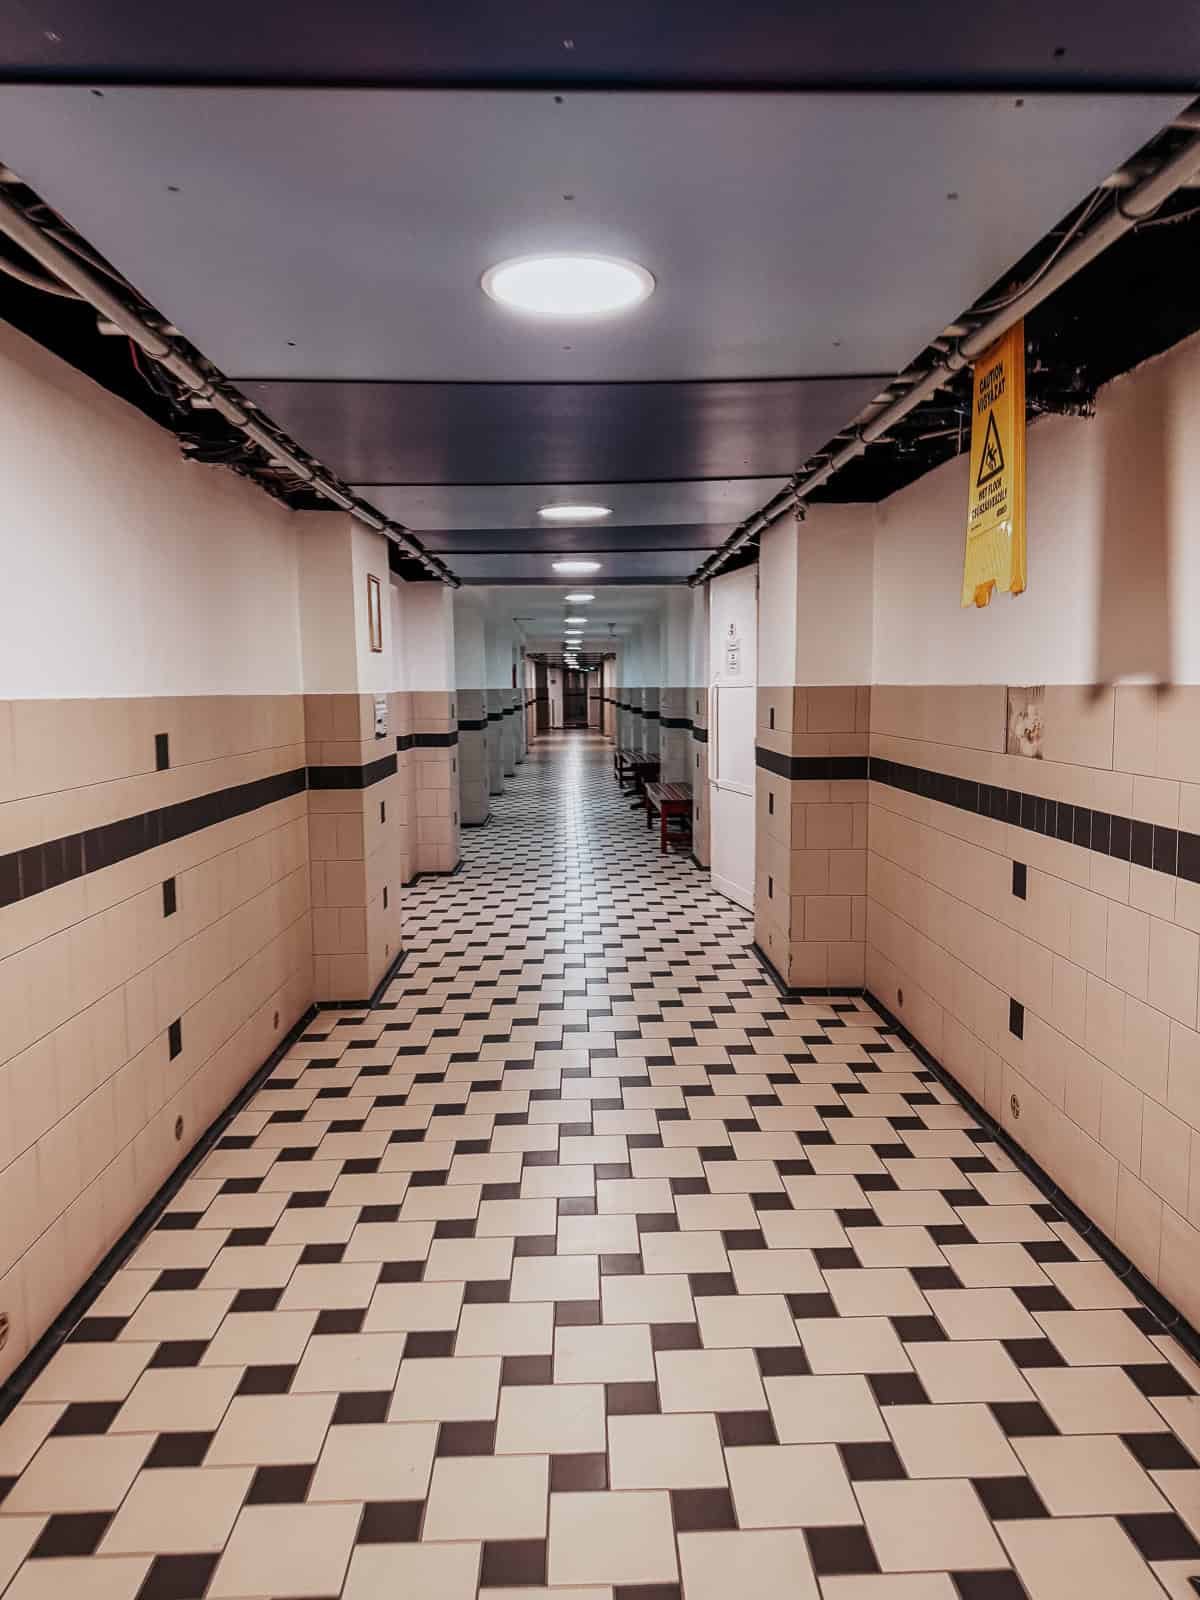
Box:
[564,592,595,603]
[552,560,602,574]
[538,504,612,523]
[482,254,654,319]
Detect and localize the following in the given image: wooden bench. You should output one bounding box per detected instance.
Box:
[645,782,694,853]
[613,747,642,787]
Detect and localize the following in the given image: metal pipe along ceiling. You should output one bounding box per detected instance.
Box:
[689,103,1200,587]
[0,190,460,587]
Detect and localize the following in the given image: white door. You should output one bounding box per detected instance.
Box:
[708,565,758,910]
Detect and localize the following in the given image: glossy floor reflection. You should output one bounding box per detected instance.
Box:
[0,732,1198,1600]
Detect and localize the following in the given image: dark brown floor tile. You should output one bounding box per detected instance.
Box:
[756,1347,810,1377]
[869,1372,930,1406]
[356,1500,424,1543]
[50,1401,122,1436]
[804,1525,880,1576]
[718,1411,778,1447]
[972,1476,1050,1520]
[437,1420,497,1455]
[989,1401,1059,1438]
[135,1553,221,1599]
[405,1330,456,1357]
[246,1463,315,1504]
[148,1341,208,1369]
[670,1487,737,1532]
[556,1300,601,1326]
[551,1452,608,1491]
[839,1442,907,1481]
[480,1538,548,1586]
[651,1323,702,1351]
[606,1382,661,1415]
[30,1513,112,1559]
[502,1355,554,1385]
[145,1432,213,1469]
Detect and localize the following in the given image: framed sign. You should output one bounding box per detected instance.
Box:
[367,573,383,653]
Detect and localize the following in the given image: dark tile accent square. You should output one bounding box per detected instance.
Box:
[434,1218,476,1239]
[972,1475,1050,1520]
[437,1420,496,1455]
[135,1552,220,1600]
[786,1292,838,1318]
[237,1364,295,1395]
[869,1372,931,1406]
[356,1500,423,1543]
[606,1381,660,1415]
[67,1315,127,1343]
[756,1347,810,1377]
[300,1242,347,1265]
[689,1272,737,1297]
[162,877,177,917]
[805,1524,880,1576]
[839,1441,907,1481]
[1013,1285,1072,1313]
[246,1463,315,1504]
[1124,1361,1195,1397]
[501,1355,553,1386]
[718,1410,777,1447]
[380,1260,425,1284]
[315,1307,365,1334]
[551,1452,608,1491]
[480,1538,548,1587]
[1118,1511,1200,1561]
[30,1511,113,1558]
[333,1391,391,1425]
[51,1400,122,1435]
[1012,861,1027,900]
[950,1575,1030,1600]
[168,1017,183,1059]
[405,1330,456,1358]
[651,1322,702,1352]
[145,1431,213,1469]
[670,1487,737,1532]
[600,1253,644,1276]
[1122,1431,1197,1470]
[231,1287,282,1313]
[1002,1338,1066,1370]
[912,1266,963,1290]
[1008,999,1024,1040]
[555,1300,601,1326]
[890,1315,946,1344]
[155,731,170,770]
[989,1401,1059,1437]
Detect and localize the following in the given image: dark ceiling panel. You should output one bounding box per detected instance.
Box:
[2,0,1197,87]
[236,378,887,485]
[419,525,731,553]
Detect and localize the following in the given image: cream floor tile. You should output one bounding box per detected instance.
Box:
[425,1228,515,1280]
[343,1541,481,1600]
[202,1242,304,1288]
[941,1243,1050,1288]
[3,1434,151,1513]
[554,1321,654,1383]
[783,1176,868,1210]
[819,1574,959,1599]
[457,1301,556,1356]
[1014,1434,1167,1514]
[657,1347,766,1412]
[759,1210,850,1249]
[695,1292,799,1348]
[0,1406,63,1475]
[906,1339,1032,1403]
[676,1193,761,1231]
[1042,1259,1140,1309]
[362,1278,464,1332]
[99,1465,253,1553]
[3,1556,151,1600]
[423,1451,549,1540]
[999,1515,1170,1600]
[389,1354,502,1421]
[678,1528,820,1600]
[209,1502,360,1598]
[521,1163,597,1197]
[726,1442,861,1527]
[495,1382,607,1455]
[201,1308,316,1366]
[205,1392,335,1466]
[557,1213,640,1254]
[291,1329,407,1393]
[601,1271,695,1324]
[1026,1365,1165,1433]
[118,1289,236,1343]
[923,1287,1043,1341]
[729,1248,824,1295]
[548,1490,678,1586]
[608,1411,727,1489]
[847,1227,946,1269]
[885,1402,1020,1478]
[596,1176,676,1211]
[112,1365,241,1433]
[640,1230,729,1275]
[0,1519,44,1597]
[344,1219,436,1262]
[308,1420,438,1501]
[794,1316,911,1375]
[477,1197,560,1236]
[398,1183,482,1221]
[510,1252,600,1302]
[703,1160,784,1194]
[1034,1308,1163,1365]
[277,1261,381,1309]
[856,1479,1006,1572]
[765,1374,888,1444]
[825,1268,930,1318]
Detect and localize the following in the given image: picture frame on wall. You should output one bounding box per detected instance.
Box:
[367,573,383,653]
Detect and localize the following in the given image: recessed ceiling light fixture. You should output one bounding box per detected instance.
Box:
[538,503,612,523]
[552,560,602,574]
[482,254,654,319]
[564,592,594,603]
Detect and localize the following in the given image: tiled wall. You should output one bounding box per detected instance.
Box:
[411,690,461,878]
[866,682,1200,1327]
[0,695,313,1382]
[659,686,690,783]
[754,686,870,989]
[456,690,491,827]
[691,689,710,868]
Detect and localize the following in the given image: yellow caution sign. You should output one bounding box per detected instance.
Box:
[961,321,1026,608]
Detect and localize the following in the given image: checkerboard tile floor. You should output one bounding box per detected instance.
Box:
[2,731,1200,1600]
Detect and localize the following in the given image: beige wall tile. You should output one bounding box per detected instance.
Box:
[1115,1166,1163,1282]
[1113,685,1159,777]
[1105,903,1149,1001]
[1140,1098,1192,1216]
[1148,917,1199,1028]
[1167,1021,1200,1134]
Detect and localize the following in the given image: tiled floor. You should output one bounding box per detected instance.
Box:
[2,731,1200,1599]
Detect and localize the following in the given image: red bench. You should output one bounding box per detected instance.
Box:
[645,782,694,853]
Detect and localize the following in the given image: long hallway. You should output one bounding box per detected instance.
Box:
[0,733,1197,1599]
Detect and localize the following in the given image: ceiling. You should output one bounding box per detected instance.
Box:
[476,584,670,659]
[0,23,1191,585]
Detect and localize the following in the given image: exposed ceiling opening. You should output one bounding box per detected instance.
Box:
[0,27,1196,591]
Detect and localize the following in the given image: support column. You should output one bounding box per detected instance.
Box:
[689,586,711,866]
[659,589,692,782]
[298,515,404,1003]
[485,619,508,795]
[454,592,490,826]
[753,508,872,993]
[402,583,462,877]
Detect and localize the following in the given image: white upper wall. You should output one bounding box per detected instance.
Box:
[1,319,303,697]
[873,328,1200,686]
[401,583,457,691]
[757,522,800,684]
